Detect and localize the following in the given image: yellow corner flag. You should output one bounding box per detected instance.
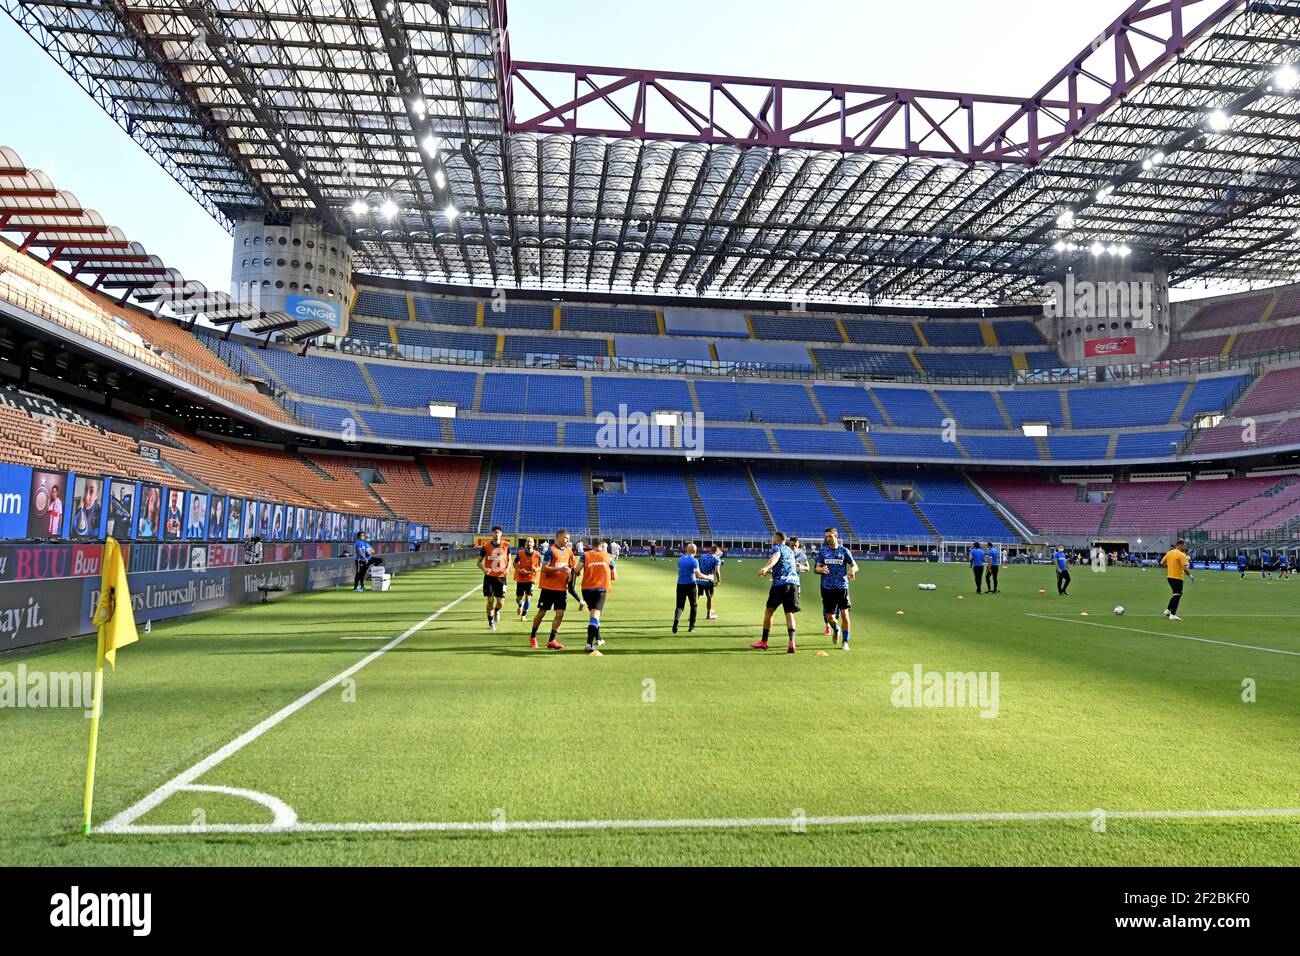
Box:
[83,537,138,835]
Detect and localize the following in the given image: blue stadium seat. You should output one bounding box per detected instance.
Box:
[992,320,1045,346]
[591,377,694,416]
[1000,389,1064,427]
[515,460,589,531]
[868,432,965,459]
[452,420,557,447]
[959,435,1041,461]
[346,320,393,347]
[749,314,842,342]
[692,465,769,536]
[480,373,585,416]
[1068,382,1186,428]
[1113,430,1187,459]
[870,388,946,428]
[490,460,524,529]
[290,401,359,434]
[367,364,477,409]
[502,334,610,361]
[353,290,409,322]
[394,326,495,356]
[1047,434,1112,460]
[919,323,984,346]
[357,410,444,443]
[813,385,886,424]
[773,429,868,456]
[1181,374,1251,419]
[412,297,478,326]
[695,381,821,424]
[483,302,554,330]
[562,306,657,334]
[917,352,1014,376]
[841,319,921,347]
[1024,351,1066,370]
[934,390,1005,429]
[597,464,700,536]
[811,349,916,376]
[252,347,374,404]
[700,427,773,453]
[751,467,838,534]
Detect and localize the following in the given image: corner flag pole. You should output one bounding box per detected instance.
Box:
[82,666,105,836]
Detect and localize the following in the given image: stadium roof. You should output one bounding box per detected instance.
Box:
[7,0,1300,305]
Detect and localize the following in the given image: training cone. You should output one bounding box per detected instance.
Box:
[1080,611,1089,617]
[815,650,829,657]
[885,585,892,590]
[1038,588,1046,594]
[588,650,603,657]
[895,610,905,615]
[957,595,964,600]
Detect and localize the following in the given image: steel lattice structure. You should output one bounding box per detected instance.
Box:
[5,0,1300,304]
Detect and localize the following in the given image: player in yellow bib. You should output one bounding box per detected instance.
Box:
[1160,540,1191,622]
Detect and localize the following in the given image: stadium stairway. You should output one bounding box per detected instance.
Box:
[583,464,600,535]
[990,393,1015,429]
[1098,497,1117,535]
[811,471,855,536]
[415,457,436,486]
[909,499,939,537]
[1169,382,1195,424]
[357,364,385,407]
[744,465,778,534]
[472,460,497,533]
[682,468,713,537]
[805,385,830,425]
[963,475,1031,541]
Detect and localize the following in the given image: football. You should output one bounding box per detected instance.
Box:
[1114,606,1125,616]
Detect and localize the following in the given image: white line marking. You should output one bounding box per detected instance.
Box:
[97,582,481,835]
[100,806,1300,836]
[339,636,389,640]
[1032,612,1300,619]
[179,784,298,829]
[1026,613,1300,657]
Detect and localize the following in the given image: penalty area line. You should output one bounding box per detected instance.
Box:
[95,582,481,835]
[101,806,1300,837]
[1026,613,1300,657]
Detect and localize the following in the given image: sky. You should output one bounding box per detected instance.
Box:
[0,0,1134,293]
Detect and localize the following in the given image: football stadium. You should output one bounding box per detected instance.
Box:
[2,0,1300,894]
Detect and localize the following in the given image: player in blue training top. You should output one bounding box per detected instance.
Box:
[1237,552,1249,579]
[1261,549,1272,579]
[969,543,986,594]
[986,542,1002,594]
[1052,546,1070,595]
[696,545,724,620]
[814,527,858,651]
[673,543,715,634]
[754,531,801,654]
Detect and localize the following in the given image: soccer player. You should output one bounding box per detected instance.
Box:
[513,536,541,619]
[697,545,724,620]
[477,526,511,630]
[970,542,986,594]
[1052,545,1071,595]
[1237,552,1248,579]
[530,529,577,650]
[579,539,617,654]
[610,539,622,561]
[815,527,858,650]
[1161,539,1191,621]
[789,536,811,574]
[673,543,714,633]
[1280,553,1292,580]
[753,531,801,654]
[1261,549,1272,579]
[986,542,1001,593]
[353,531,375,591]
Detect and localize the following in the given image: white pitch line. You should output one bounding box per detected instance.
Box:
[100,806,1300,837]
[96,581,481,835]
[1026,613,1300,657]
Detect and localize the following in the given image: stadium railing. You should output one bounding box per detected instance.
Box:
[319,334,1290,388]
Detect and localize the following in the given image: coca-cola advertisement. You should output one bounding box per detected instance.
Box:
[1083,336,1137,359]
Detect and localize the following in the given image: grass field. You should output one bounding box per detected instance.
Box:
[3,555,1299,866]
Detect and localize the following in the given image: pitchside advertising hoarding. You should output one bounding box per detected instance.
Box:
[285,293,344,332]
[1083,336,1138,359]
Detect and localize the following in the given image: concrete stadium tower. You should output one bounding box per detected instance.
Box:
[1043,258,1172,371]
[230,217,354,337]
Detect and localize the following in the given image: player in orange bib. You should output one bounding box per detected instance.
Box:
[530,529,577,650]
[578,539,617,655]
[1160,539,1191,622]
[477,526,511,632]
[513,536,541,619]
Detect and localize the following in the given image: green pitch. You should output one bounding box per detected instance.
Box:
[3,557,1299,866]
